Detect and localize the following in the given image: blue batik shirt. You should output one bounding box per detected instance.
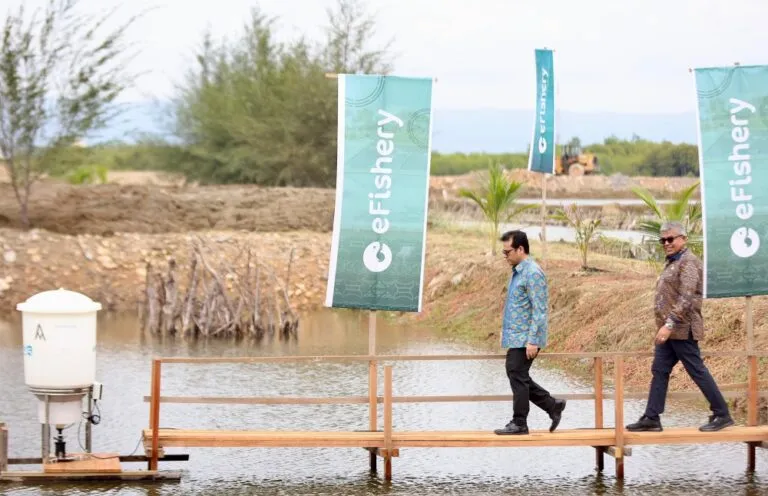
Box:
[501,257,549,349]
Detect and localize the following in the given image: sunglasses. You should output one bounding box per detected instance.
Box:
[659,235,684,245]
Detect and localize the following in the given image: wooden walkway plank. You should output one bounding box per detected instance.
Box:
[142,426,768,450]
[624,426,768,445]
[43,453,121,473]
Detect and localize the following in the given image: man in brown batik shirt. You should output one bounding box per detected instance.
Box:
[627,221,734,432]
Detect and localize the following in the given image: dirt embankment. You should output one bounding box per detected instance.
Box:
[0,169,693,236]
[0,182,336,235]
[429,169,699,200]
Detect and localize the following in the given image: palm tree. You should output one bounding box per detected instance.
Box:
[458,162,535,255]
[631,181,702,259]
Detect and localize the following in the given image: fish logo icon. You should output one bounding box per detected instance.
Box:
[363,241,392,273]
[731,227,760,258]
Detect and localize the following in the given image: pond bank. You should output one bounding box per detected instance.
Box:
[1,223,764,416]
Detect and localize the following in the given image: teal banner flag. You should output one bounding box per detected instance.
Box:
[325,74,435,312]
[528,48,556,174]
[694,64,768,298]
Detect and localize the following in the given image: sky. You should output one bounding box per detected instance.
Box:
[9,0,768,115]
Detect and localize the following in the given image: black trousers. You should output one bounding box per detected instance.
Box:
[644,333,729,420]
[506,347,557,425]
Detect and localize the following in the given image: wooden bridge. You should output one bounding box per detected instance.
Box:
[142,334,768,480]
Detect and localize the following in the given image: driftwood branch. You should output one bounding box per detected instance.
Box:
[141,238,299,340]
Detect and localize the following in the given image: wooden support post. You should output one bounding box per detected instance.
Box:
[746,296,756,472]
[368,311,378,473]
[384,365,393,481]
[747,354,758,472]
[149,359,162,471]
[614,357,625,480]
[594,357,604,472]
[0,423,8,473]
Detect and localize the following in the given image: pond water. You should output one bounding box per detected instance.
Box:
[0,310,764,495]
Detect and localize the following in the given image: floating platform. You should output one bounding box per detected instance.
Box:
[0,451,182,483]
[0,470,181,482]
[43,452,121,473]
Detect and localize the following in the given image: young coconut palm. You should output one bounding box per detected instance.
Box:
[458,162,536,255]
[631,181,702,262]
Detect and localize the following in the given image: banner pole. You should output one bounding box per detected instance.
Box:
[746,296,754,353]
[541,174,548,268]
[368,310,378,471]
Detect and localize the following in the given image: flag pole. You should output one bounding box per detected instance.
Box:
[541,173,548,268]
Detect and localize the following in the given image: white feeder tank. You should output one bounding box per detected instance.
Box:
[17,289,102,425]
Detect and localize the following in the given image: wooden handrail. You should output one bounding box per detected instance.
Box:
[141,389,768,406]
[152,350,768,364]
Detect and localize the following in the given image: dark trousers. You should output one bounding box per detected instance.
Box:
[506,347,557,425]
[644,334,729,419]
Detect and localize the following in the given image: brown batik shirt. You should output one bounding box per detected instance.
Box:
[654,248,704,341]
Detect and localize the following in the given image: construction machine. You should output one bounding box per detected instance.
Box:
[555,144,599,176]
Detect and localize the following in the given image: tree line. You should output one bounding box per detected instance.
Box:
[1,0,699,228]
[431,137,698,176]
[53,135,699,182]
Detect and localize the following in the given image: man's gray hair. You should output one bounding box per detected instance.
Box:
[660,221,687,236]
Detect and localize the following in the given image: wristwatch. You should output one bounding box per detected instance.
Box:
[664,318,675,330]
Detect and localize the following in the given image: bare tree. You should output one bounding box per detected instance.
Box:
[0,0,139,228]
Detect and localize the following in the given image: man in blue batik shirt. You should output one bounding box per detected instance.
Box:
[494,230,566,435]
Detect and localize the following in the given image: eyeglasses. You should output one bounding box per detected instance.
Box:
[659,235,684,245]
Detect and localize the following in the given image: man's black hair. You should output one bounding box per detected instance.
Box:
[500,230,530,254]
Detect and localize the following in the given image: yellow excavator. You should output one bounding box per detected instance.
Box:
[555,144,599,176]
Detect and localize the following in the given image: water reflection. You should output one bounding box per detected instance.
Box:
[0,309,766,495]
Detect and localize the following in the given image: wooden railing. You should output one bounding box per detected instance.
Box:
[145,350,767,479]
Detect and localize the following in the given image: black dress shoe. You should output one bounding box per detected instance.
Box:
[626,415,663,432]
[699,415,734,432]
[494,421,529,435]
[549,399,567,432]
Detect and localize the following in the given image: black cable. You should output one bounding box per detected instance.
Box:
[68,399,144,460]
